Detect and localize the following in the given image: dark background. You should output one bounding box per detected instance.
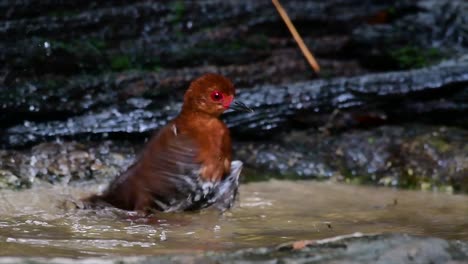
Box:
[0,0,467,192]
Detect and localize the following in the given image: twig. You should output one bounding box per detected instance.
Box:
[318,108,340,135]
[272,0,320,73]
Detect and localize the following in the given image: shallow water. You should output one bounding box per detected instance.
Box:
[0,180,467,258]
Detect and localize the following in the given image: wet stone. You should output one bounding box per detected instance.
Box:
[0,169,22,189]
[1,125,467,193]
[6,0,465,136]
[237,125,468,192]
[0,141,138,188]
[3,61,468,147]
[349,0,468,69]
[0,234,466,264]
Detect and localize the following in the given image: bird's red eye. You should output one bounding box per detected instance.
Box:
[210,90,223,101]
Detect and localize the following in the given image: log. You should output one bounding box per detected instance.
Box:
[2,62,468,147]
[0,0,393,80]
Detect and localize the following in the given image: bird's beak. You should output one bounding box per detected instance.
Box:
[230,101,254,112]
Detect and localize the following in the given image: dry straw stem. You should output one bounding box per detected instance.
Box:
[272,0,320,73]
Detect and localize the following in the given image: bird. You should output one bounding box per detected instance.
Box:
[82,73,252,213]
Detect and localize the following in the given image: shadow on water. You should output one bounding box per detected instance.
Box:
[0,180,466,258]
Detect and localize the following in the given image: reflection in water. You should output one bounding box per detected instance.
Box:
[0,180,467,257]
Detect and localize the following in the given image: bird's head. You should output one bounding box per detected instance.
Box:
[182,73,252,117]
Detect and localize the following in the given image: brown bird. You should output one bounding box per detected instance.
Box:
[83,73,252,213]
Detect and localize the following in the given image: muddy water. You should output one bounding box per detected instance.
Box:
[0,180,467,258]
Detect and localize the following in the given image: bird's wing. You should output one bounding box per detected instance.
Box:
[211,160,243,211]
[146,124,200,183]
[142,123,240,212]
[143,124,212,211]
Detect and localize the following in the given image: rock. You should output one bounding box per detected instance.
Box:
[3,62,468,147]
[2,0,467,149]
[0,141,137,188]
[349,0,468,69]
[1,0,394,128]
[0,169,23,189]
[0,234,466,263]
[1,0,387,87]
[236,125,468,192]
[1,124,466,193]
[1,49,346,128]
[3,0,467,136]
[398,127,468,192]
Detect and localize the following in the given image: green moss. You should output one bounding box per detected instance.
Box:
[387,7,396,15]
[110,55,132,71]
[192,34,271,54]
[398,167,459,192]
[453,176,468,193]
[439,185,454,194]
[88,38,107,51]
[227,41,243,51]
[152,65,163,72]
[427,138,451,153]
[247,34,270,49]
[0,170,31,190]
[420,181,432,191]
[145,58,163,71]
[174,30,184,39]
[169,1,186,24]
[389,46,443,69]
[124,54,161,72]
[41,38,106,58]
[51,40,76,53]
[47,10,80,17]
[345,177,364,185]
[320,70,334,80]
[43,79,59,88]
[398,168,420,189]
[378,176,394,186]
[241,167,311,183]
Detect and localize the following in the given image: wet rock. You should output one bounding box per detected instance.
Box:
[1,124,466,193]
[349,0,468,69]
[0,169,23,189]
[2,49,345,128]
[0,141,137,189]
[2,0,466,128]
[0,234,466,263]
[0,0,409,131]
[1,0,390,128]
[398,128,468,192]
[264,234,468,264]
[237,125,468,192]
[1,0,467,195]
[1,0,386,82]
[2,62,467,147]
[3,0,466,144]
[0,150,33,189]
[237,142,335,180]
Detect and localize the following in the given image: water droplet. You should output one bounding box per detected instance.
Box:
[43,41,51,56]
[159,230,167,241]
